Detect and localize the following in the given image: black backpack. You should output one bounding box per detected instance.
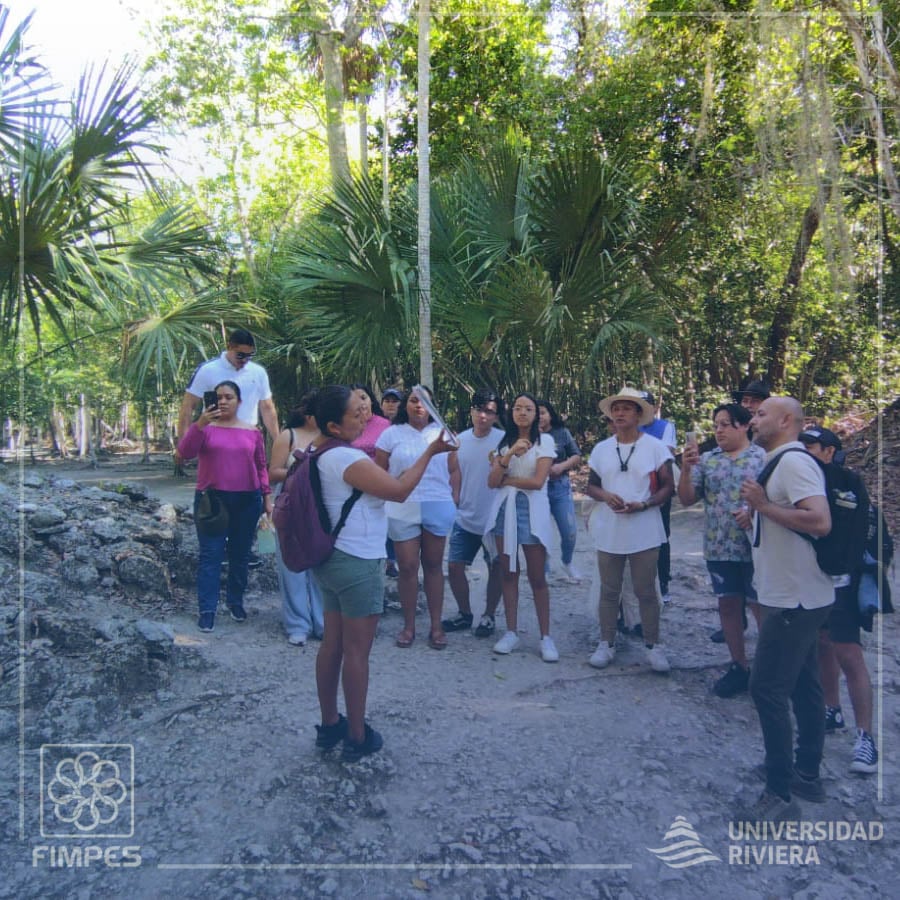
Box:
[755,447,869,577]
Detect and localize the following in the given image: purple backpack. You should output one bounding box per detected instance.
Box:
[272,439,362,572]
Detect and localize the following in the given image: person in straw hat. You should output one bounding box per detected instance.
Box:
[585,387,675,672]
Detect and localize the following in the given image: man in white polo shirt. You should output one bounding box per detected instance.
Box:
[739,396,833,823]
[177,329,279,449]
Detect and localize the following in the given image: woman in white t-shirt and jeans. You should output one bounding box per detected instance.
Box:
[486,392,558,662]
[375,388,460,650]
[311,386,455,761]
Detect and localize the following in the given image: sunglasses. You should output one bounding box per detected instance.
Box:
[234,351,254,360]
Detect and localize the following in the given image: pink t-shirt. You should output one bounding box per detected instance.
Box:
[178,424,270,494]
[351,414,391,459]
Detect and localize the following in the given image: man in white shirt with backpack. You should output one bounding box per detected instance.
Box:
[739,396,833,823]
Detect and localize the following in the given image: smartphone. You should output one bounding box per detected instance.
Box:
[685,430,697,444]
[203,390,218,410]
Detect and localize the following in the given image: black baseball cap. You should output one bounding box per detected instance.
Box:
[732,378,771,403]
[799,427,842,451]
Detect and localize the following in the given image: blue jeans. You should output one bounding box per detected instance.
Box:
[274,534,324,639]
[194,489,262,615]
[547,477,577,565]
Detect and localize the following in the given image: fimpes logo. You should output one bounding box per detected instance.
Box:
[40,744,134,839]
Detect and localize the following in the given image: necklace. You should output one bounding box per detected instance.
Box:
[616,442,637,472]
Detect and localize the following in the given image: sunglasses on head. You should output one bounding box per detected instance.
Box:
[234,351,254,360]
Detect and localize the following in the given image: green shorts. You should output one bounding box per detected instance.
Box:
[315,549,385,619]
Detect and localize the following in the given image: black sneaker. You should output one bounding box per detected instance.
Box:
[229,604,248,622]
[474,615,495,638]
[825,706,846,733]
[736,789,800,824]
[342,723,383,762]
[315,714,348,750]
[711,612,749,643]
[441,612,473,632]
[197,612,215,632]
[752,763,826,803]
[247,552,262,570]
[713,662,750,698]
[791,769,827,803]
[850,729,878,774]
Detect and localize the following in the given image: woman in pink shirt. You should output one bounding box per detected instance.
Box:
[178,380,272,632]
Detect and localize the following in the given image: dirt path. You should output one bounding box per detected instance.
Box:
[6,457,899,898]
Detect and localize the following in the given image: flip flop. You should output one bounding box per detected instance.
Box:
[427,630,448,650]
[396,629,415,648]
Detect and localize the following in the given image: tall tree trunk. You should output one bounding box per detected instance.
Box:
[417,0,433,387]
[316,30,352,185]
[141,401,152,464]
[358,101,368,173]
[382,59,391,216]
[229,147,259,289]
[766,186,831,388]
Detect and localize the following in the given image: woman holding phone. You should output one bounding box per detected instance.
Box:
[178,380,272,632]
[487,392,558,662]
[375,387,460,650]
[312,385,456,760]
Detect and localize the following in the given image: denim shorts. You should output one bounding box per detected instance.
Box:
[315,549,385,618]
[448,522,495,565]
[388,499,457,542]
[706,560,757,601]
[492,492,540,545]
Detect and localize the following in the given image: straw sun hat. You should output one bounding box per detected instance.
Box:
[598,387,656,427]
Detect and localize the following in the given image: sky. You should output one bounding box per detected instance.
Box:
[6,0,157,90]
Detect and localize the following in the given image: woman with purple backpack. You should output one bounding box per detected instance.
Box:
[311,385,456,761]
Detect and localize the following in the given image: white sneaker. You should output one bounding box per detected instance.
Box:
[540,635,559,662]
[647,645,671,673]
[493,630,520,654]
[589,641,615,668]
[661,593,672,605]
[561,563,583,583]
[287,633,307,646]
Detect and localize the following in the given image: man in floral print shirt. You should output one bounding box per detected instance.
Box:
[678,403,766,697]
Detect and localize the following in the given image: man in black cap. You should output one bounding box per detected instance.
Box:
[799,426,878,775]
[732,376,772,413]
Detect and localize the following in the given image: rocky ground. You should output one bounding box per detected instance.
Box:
[1,455,898,899]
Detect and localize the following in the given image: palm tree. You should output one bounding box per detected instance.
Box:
[278,132,671,420]
[431,137,670,414]
[0,11,221,352]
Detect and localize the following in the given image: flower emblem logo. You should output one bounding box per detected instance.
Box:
[46,750,128,832]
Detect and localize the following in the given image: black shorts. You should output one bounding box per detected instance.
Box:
[822,577,861,645]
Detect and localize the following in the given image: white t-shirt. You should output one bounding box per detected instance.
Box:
[315,446,387,559]
[455,427,504,534]
[751,442,835,609]
[485,433,556,570]
[587,434,672,554]
[186,352,272,427]
[375,423,453,503]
